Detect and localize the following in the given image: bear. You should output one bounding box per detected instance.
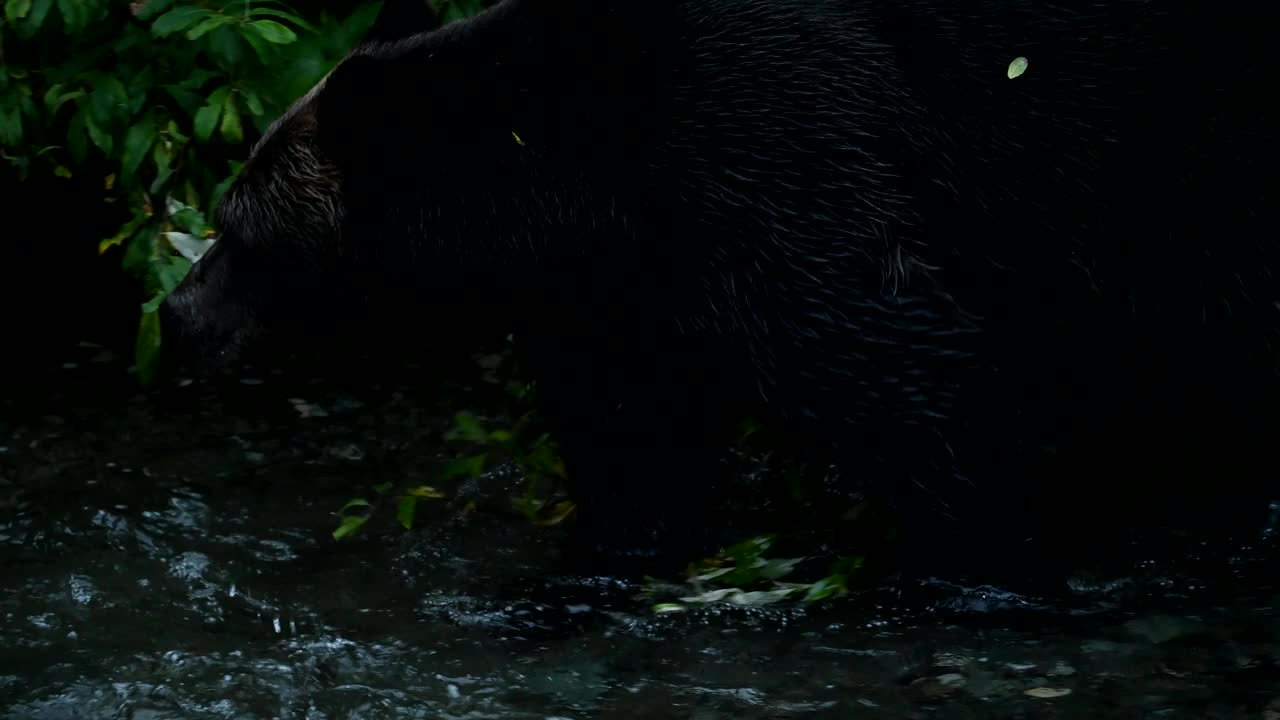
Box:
[160,0,1279,585]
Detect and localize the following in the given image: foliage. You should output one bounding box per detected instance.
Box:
[331,345,573,540]
[0,0,484,383]
[641,536,864,611]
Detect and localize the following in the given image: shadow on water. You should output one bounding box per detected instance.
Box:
[2,342,1278,719]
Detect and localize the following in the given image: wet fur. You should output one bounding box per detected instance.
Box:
[164,0,1280,578]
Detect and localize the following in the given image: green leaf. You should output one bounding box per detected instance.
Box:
[175,69,217,91]
[83,113,112,155]
[242,90,264,117]
[0,107,22,146]
[246,7,316,33]
[338,497,371,515]
[4,0,32,22]
[193,104,221,142]
[44,87,84,115]
[450,411,490,442]
[133,0,174,21]
[397,496,417,530]
[150,141,174,195]
[209,171,236,211]
[1007,56,1030,80]
[207,25,248,67]
[239,25,276,64]
[248,19,297,44]
[161,85,204,116]
[66,111,87,165]
[206,85,231,109]
[99,211,150,255]
[219,95,243,144]
[123,224,160,279]
[135,308,163,386]
[152,254,192,295]
[372,482,393,494]
[405,485,447,499]
[186,14,233,40]
[27,0,52,26]
[125,66,154,115]
[56,0,88,34]
[150,6,212,37]
[121,114,156,178]
[140,291,166,315]
[443,453,487,479]
[332,515,367,541]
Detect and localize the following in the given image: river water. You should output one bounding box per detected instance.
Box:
[2,342,1278,719]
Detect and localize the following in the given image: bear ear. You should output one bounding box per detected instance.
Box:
[362,0,443,44]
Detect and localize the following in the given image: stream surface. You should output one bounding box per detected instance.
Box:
[2,343,1278,719]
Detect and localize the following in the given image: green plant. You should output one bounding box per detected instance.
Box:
[1,0,383,381]
[643,536,865,611]
[1,0,488,382]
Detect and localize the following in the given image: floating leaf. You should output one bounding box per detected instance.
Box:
[652,603,687,614]
[1024,687,1072,699]
[372,482,393,495]
[1007,56,1029,80]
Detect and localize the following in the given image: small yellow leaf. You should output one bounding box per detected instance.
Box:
[405,485,447,499]
[1008,56,1029,79]
[54,165,72,179]
[511,130,524,145]
[104,173,115,190]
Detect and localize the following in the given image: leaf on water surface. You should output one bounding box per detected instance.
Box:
[372,482,393,495]
[652,603,687,614]
[1008,56,1029,79]
[679,587,801,606]
[1024,687,1072,699]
